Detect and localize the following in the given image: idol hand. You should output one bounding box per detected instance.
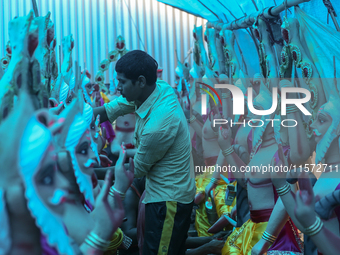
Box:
[113,146,134,194]
[294,174,317,229]
[210,111,222,135]
[251,238,270,255]
[217,115,232,150]
[99,154,112,167]
[91,171,124,240]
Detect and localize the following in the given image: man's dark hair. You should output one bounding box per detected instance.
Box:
[115,50,158,85]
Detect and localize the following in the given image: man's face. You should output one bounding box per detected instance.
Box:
[116,72,141,102]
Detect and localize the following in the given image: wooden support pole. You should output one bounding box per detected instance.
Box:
[206,0,312,31]
[31,0,39,17]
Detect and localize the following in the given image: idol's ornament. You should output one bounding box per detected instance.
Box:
[219,28,240,82]
[95,35,129,92]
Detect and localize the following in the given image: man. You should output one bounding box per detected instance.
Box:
[94,50,196,255]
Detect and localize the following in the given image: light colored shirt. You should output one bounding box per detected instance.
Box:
[104,80,196,204]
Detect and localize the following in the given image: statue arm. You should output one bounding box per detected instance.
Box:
[190,115,203,138]
[305,220,340,255]
[80,243,104,254]
[263,189,293,236]
[284,88,311,165]
[276,185,305,231]
[219,149,247,187]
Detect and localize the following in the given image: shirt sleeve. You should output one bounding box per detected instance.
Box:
[104,96,135,123]
[133,130,176,178]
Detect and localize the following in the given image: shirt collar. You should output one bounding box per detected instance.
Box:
[135,84,160,119]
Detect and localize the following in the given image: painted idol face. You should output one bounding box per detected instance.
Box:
[19,117,75,255]
[310,108,333,144]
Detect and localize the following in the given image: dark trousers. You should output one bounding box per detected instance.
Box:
[143,200,194,255]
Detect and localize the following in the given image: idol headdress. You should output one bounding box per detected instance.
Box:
[32,12,54,81]
[69,74,76,91]
[295,7,340,98]
[219,28,240,81]
[0,11,37,121]
[314,91,340,164]
[190,30,204,78]
[204,27,221,74]
[50,74,70,104]
[81,75,93,104]
[61,35,74,78]
[0,88,75,255]
[83,102,94,127]
[193,25,209,69]
[175,50,190,94]
[56,91,98,205]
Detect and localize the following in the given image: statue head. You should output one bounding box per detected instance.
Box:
[310,91,340,164]
[0,89,75,255]
[50,75,70,107]
[56,92,99,205]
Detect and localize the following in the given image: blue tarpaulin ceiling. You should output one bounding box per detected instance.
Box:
[157,0,340,30]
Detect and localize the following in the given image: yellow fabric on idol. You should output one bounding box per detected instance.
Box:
[194,168,228,237]
[100,92,110,103]
[222,219,268,255]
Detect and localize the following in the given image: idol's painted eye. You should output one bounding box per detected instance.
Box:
[77,142,89,156]
[43,176,52,185]
[318,117,325,124]
[38,163,55,185]
[66,95,72,104]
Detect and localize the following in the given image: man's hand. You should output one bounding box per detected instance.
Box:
[205,239,225,254]
[212,231,231,241]
[251,238,271,255]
